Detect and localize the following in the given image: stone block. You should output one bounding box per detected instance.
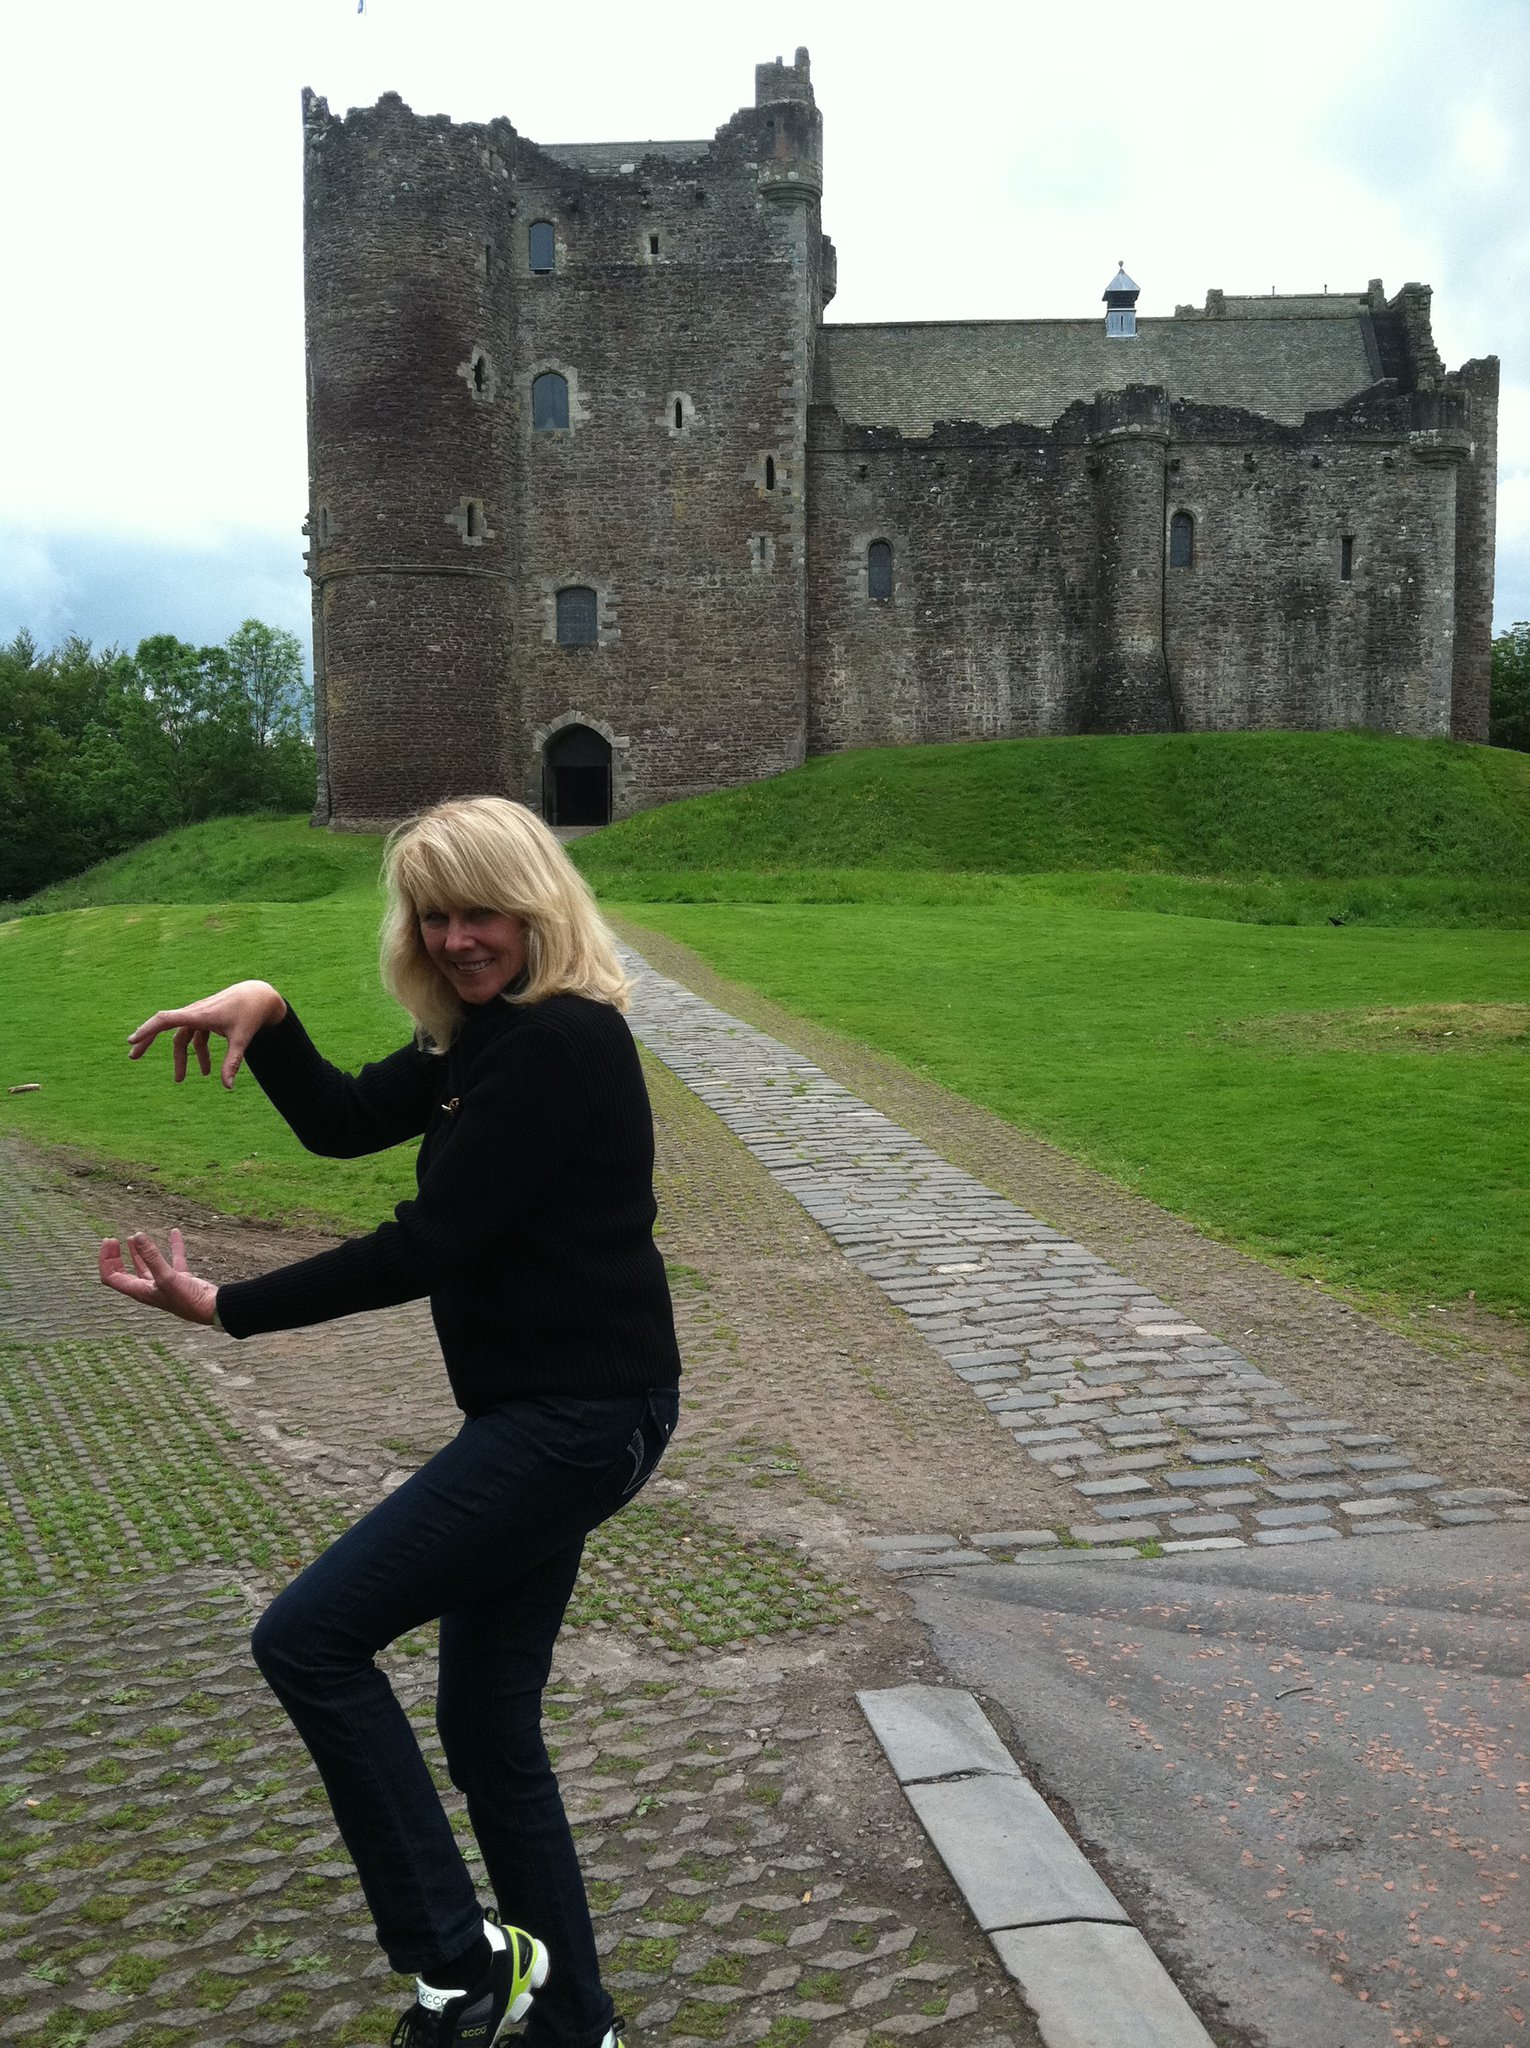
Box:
[857,1684,1020,1784]
[904,1776,1129,1932]
[1254,1504,1333,1527]
[1075,1475,1152,1497]
[990,1921,1216,2047]
[1253,1525,1341,1545]
[1070,1521,1159,1544]
[1165,1466,1258,1488]
[970,1529,1060,1548]
[874,1549,988,1572]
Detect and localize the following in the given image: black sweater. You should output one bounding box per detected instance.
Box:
[216,992,682,1415]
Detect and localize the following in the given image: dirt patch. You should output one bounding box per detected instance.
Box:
[1219,1001,1530,1055]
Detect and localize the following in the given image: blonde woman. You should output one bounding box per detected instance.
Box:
[100,797,680,2048]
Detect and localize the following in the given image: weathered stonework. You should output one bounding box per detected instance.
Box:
[302,55,1499,830]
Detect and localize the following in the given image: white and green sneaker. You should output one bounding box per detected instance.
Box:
[389,1919,549,2047]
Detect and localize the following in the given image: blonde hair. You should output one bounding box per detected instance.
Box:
[380,797,630,1048]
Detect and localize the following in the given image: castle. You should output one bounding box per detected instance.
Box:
[301,51,1499,831]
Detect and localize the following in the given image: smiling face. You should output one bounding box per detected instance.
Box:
[417,904,528,1004]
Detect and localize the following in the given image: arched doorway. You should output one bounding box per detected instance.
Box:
[543,723,612,826]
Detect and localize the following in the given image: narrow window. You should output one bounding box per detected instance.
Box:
[765,455,776,492]
[472,354,489,394]
[556,586,598,647]
[1340,534,1355,581]
[484,241,494,277]
[318,506,330,544]
[649,233,660,255]
[1169,511,1194,570]
[867,539,893,601]
[674,399,684,429]
[465,500,482,540]
[532,372,570,432]
[528,221,556,274]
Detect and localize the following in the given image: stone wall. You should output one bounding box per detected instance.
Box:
[805,414,1093,753]
[303,90,518,827]
[507,117,816,817]
[306,56,827,829]
[807,383,1484,749]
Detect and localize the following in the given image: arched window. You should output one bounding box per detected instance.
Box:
[556,587,598,647]
[543,723,612,826]
[1169,511,1194,569]
[532,372,569,432]
[867,539,893,601]
[674,399,684,430]
[765,455,776,491]
[528,221,555,274]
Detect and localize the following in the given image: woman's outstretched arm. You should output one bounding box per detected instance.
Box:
[128,981,435,1158]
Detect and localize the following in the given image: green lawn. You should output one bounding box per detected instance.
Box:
[574,729,1530,902]
[614,899,1529,1322]
[3,745,1526,1328]
[0,892,415,1235]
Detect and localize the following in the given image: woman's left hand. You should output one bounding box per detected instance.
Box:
[99,1229,219,1325]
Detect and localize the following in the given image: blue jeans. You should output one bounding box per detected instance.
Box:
[251,1387,678,2048]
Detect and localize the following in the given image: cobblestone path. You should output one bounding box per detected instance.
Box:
[623,950,1527,1566]
[0,1146,1038,2048]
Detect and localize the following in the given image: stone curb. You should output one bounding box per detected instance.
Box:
[858,1684,1215,2048]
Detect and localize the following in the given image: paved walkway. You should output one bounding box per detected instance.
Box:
[4,938,1523,2048]
[622,949,1526,1561]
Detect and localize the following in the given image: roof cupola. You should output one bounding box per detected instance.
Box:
[1104,263,1140,338]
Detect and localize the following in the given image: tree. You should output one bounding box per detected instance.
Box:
[0,619,316,903]
[225,618,310,747]
[1490,623,1530,753]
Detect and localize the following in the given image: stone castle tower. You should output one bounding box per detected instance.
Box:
[302,54,1498,830]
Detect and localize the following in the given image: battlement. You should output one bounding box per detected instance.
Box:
[756,48,814,106]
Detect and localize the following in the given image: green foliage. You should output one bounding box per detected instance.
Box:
[0,622,315,901]
[1491,621,1530,752]
[574,730,1530,894]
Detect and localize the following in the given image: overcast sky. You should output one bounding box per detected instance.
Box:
[2,0,1525,664]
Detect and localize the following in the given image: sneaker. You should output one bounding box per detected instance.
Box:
[595,2021,628,2048]
[389,1921,549,2047]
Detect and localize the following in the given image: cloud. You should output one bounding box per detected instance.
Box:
[0,527,310,663]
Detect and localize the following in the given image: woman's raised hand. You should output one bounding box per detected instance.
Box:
[99,1228,219,1325]
[127,980,287,1091]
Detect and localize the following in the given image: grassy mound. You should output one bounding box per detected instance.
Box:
[5,816,385,917]
[574,732,1530,921]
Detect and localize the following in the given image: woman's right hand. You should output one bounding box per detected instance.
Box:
[127,981,288,1090]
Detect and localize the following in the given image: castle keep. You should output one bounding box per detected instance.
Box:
[302,52,1499,830]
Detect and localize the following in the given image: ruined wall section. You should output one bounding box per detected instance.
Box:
[303,91,518,829]
[510,62,820,814]
[1084,387,1175,732]
[806,414,1094,751]
[1156,388,1468,737]
[1445,356,1499,743]
[808,385,1471,750]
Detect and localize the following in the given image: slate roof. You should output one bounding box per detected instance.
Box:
[814,305,1383,433]
[539,138,712,171]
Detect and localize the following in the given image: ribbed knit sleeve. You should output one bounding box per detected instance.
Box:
[217,1020,589,1341]
[242,1007,436,1158]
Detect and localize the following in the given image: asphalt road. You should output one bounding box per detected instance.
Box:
[910,1524,1528,2048]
